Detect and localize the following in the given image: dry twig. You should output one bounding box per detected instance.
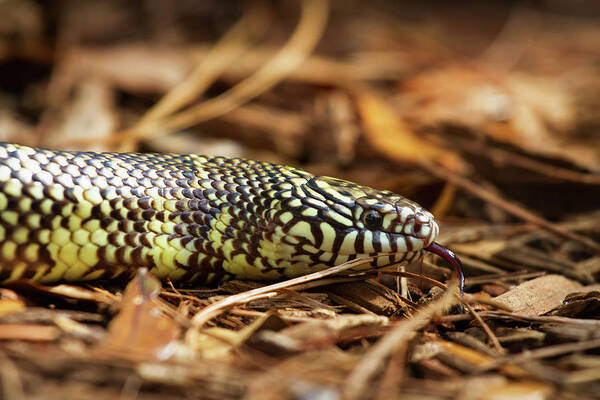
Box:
[342,280,458,399]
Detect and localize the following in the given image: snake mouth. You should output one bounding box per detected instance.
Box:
[424,242,465,295]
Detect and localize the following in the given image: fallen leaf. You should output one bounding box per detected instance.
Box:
[98,269,180,360]
[357,90,464,172]
[428,336,526,378]
[550,291,600,318]
[192,313,287,359]
[494,275,582,316]
[278,314,388,348]
[403,66,600,172]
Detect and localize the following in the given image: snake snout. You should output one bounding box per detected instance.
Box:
[392,202,439,246]
[411,210,439,246]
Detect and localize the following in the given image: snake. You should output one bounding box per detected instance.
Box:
[0,142,464,293]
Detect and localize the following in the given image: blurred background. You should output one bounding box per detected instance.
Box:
[0,0,600,285]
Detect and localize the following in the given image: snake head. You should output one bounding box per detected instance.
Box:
[309,176,438,251]
[273,175,463,295]
[274,176,439,274]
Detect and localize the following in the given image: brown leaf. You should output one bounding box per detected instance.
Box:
[193,313,287,359]
[551,291,600,318]
[429,337,526,378]
[494,275,582,316]
[403,66,600,172]
[98,269,180,360]
[278,314,388,348]
[357,90,464,172]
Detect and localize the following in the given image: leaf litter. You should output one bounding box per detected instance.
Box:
[0,1,599,399]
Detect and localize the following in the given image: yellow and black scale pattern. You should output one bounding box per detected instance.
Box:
[0,143,439,284]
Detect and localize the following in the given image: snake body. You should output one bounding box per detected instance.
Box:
[0,143,462,289]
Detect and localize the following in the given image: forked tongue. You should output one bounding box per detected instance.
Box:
[424,242,464,296]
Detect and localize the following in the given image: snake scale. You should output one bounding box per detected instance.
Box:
[0,143,463,293]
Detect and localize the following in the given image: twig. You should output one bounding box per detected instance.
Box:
[479,338,600,372]
[377,269,448,291]
[460,293,514,312]
[138,0,329,141]
[419,161,600,254]
[342,280,458,400]
[229,307,322,323]
[325,292,378,315]
[367,278,417,308]
[458,139,600,185]
[463,300,505,355]
[185,255,381,346]
[118,6,267,151]
[441,311,600,327]
[465,271,546,286]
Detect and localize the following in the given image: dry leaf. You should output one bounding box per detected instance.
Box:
[550,291,600,318]
[429,337,526,378]
[403,66,600,171]
[193,313,286,359]
[357,90,464,172]
[494,275,582,316]
[98,269,180,360]
[279,314,388,347]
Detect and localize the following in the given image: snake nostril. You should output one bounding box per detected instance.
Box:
[413,222,423,234]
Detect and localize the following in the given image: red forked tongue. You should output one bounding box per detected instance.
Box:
[424,242,465,296]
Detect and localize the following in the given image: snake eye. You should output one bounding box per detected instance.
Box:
[363,210,383,230]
